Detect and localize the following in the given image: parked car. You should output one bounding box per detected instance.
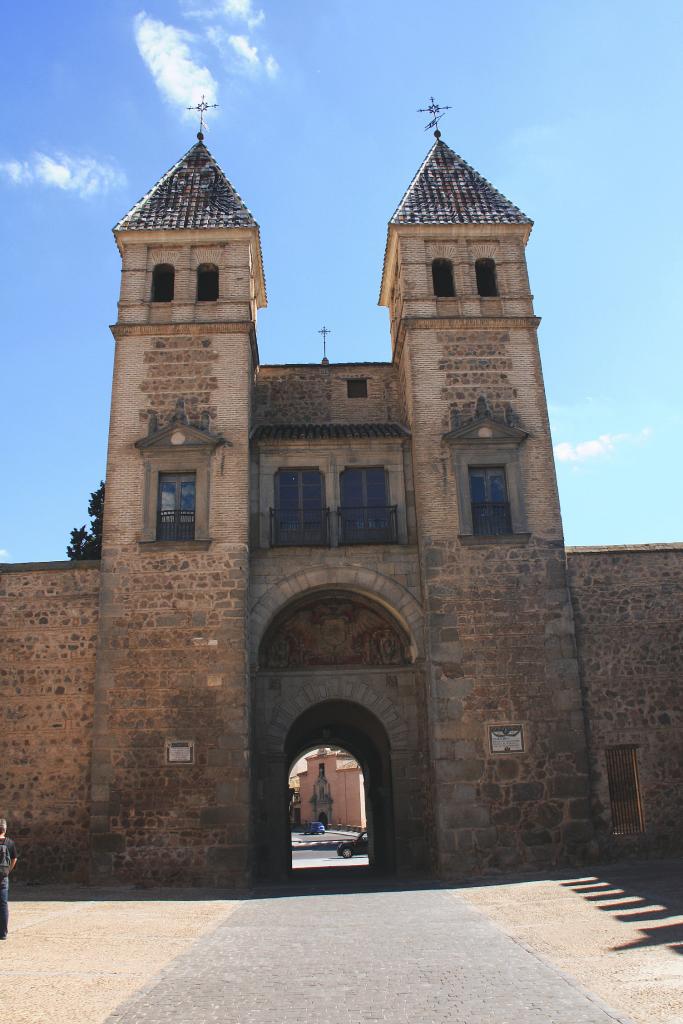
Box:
[337,831,368,858]
[304,821,326,835]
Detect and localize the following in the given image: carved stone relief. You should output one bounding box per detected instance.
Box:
[260,593,410,669]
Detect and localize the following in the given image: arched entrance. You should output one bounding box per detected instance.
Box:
[285,700,395,874]
[251,588,431,881]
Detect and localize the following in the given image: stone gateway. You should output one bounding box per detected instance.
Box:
[2,132,682,885]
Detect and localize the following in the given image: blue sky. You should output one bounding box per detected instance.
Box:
[2,0,682,562]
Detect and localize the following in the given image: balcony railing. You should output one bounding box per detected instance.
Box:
[471,501,512,536]
[270,508,330,546]
[338,506,398,545]
[157,508,196,541]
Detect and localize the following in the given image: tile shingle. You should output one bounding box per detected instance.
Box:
[115,140,257,231]
[391,137,531,226]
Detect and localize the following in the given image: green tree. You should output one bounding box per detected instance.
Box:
[67,481,105,560]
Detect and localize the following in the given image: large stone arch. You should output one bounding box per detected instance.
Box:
[249,565,424,664]
[265,682,409,751]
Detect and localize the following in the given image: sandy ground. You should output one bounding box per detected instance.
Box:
[1,861,680,1024]
[0,885,239,1024]
[458,860,683,1024]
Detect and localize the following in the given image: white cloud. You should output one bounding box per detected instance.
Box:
[0,153,125,197]
[228,32,260,69]
[222,0,264,28]
[554,428,652,463]
[0,549,10,560]
[206,26,277,77]
[182,0,265,28]
[134,12,218,116]
[180,0,277,77]
[0,159,32,184]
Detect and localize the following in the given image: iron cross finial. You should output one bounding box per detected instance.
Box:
[318,325,331,364]
[187,95,219,140]
[417,96,451,138]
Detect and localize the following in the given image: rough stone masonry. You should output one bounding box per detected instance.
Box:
[1,133,681,884]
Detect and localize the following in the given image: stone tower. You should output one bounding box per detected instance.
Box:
[379,136,594,873]
[90,137,265,885]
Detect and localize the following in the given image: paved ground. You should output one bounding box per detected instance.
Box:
[460,861,683,1024]
[104,884,630,1024]
[3,860,680,1024]
[291,828,369,869]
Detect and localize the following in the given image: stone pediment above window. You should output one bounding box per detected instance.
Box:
[443,415,528,448]
[135,421,228,452]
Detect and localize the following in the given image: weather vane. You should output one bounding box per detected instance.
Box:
[318,325,331,364]
[187,95,219,140]
[418,96,451,138]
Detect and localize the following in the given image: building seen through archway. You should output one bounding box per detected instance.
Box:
[289,747,368,870]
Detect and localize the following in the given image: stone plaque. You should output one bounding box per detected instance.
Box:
[166,740,194,764]
[489,725,524,753]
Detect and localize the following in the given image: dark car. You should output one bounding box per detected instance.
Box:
[337,831,368,858]
[304,821,326,835]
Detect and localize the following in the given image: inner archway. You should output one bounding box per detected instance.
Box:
[251,587,430,881]
[283,700,395,876]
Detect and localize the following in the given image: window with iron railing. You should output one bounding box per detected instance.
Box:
[157,473,196,541]
[271,469,328,546]
[469,466,512,536]
[339,468,397,544]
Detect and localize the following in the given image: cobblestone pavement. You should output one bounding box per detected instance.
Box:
[106,883,633,1024]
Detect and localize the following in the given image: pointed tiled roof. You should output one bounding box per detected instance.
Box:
[391,137,531,226]
[115,139,258,231]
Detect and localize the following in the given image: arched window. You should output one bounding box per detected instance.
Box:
[151,264,174,302]
[431,258,455,297]
[475,258,498,297]
[197,263,219,301]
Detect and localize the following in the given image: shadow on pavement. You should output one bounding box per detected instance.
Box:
[556,862,683,955]
[11,858,682,943]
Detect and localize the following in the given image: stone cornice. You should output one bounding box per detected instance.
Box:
[110,320,259,364]
[0,560,101,573]
[566,543,683,554]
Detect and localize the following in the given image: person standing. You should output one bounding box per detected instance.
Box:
[0,819,18,940]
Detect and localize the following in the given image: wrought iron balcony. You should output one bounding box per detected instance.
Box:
[270,508,330,546]
[157,509,196,541]
[471,501,512,536]
[337,506,398,545]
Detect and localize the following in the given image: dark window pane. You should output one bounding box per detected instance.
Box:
[160,480,177,510]
[488,470,507,502]
[469,469,487,503]
[365,469,387,506]
[277,470,323,510]
[301,471,323,508]
[180,481,196,510]
[277,471,300,509]
[340,470,363,507]
[347,379,368,399]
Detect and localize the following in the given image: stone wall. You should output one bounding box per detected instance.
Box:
[0,562,100,881]
[92,320,255,887]
[567,544,683,857]
[254,363,401,425]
